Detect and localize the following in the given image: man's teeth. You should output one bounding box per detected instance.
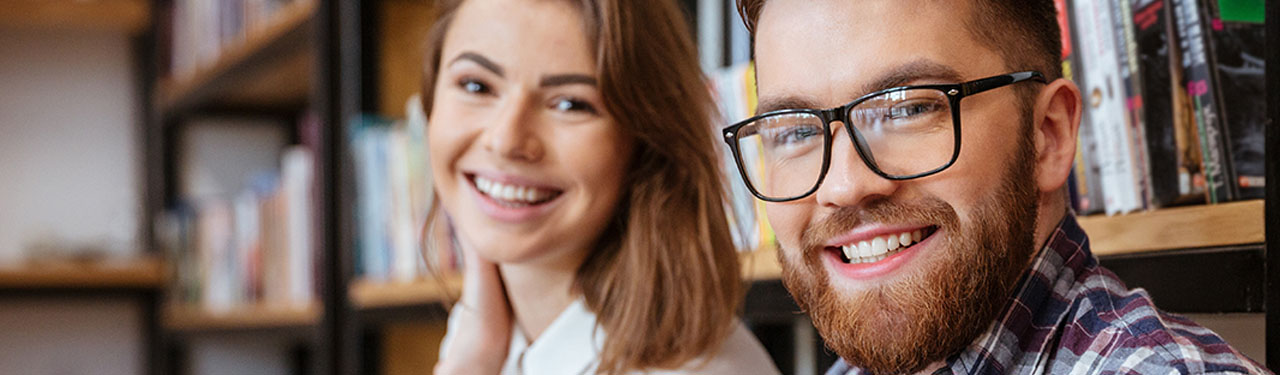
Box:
[841,229,924,264]
[474,176,558,205]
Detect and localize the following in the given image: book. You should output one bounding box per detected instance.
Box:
[161,114,318,312]
[709,62,773,252]
[1113,0,1154,211]
[1131,0,1206,207]
[1170,0,1233,202]
[1201,0,1266,199]
[349,103,435,282]
[1060,0,1108,215]
[1074,0,1145,214]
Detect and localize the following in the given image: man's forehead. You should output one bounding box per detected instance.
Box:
[752,0,994,112]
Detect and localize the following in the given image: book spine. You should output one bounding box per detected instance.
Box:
[1077,0,1142,214]
[282,145,315,306]
[1171,0,1233,202]
[1113,0,1152,211]
[1201,1,1267,200]
[1131,0,1191,207]
[1064,0,1108,215]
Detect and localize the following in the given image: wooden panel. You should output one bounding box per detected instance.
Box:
[163,303,320,332]
[349,274,462,310]
[378,0,437,117]
[157,0,315,114]
[1078,200,1265,255]
[0,0,150,35]
[0,256,164,289]
[382,321,447,375]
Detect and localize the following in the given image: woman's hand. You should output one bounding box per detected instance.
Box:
[434,233,513,375]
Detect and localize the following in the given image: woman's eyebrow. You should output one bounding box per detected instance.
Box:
[540,74,597,88]
[449,51,505,77]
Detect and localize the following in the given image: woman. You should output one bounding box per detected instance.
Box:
[420,0,779,374]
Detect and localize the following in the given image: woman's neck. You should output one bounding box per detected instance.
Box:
[499,258,581,343]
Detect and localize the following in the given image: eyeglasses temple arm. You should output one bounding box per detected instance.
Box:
[963,71,1047,96]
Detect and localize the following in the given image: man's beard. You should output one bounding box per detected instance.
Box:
[780,125,1040,374]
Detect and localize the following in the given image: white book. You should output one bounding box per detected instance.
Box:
[200,200,235,313]
[281,146,314,307]
[388,126,417,282]
[1074,0,1142,214]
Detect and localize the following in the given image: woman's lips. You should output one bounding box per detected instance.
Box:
[466,173,565,222]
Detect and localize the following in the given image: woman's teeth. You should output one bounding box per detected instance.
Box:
[840,229,925,264]
[474,176,559,206]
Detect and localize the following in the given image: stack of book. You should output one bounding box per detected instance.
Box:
[350,96,437,282]
[166,0,306,80]
[157,144,316,313]
[1064,0,1265,215]
[710,62,775,252]
[157,114,320,312]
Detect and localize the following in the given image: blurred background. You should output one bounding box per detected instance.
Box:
[0,0,1272,374]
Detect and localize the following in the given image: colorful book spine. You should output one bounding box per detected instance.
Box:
[1201,0,1266,200]
[1170,0,1233,202]
[1062,0,1107,215]
[1076,0,1144,214]
[1131,0,1206,207]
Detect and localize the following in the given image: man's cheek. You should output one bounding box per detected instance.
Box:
[764,203,805,247]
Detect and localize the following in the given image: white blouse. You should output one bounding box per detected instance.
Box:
[441,299,781,375]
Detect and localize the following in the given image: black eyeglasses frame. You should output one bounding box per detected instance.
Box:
[721,71,1047,202]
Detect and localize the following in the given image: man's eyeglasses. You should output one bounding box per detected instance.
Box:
[722,71,1047,202]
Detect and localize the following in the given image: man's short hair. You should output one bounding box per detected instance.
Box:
[736,0,1064,83]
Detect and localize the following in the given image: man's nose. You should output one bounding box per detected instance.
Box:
[814,125,899,208]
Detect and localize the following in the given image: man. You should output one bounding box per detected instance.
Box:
[722,0,1269,373]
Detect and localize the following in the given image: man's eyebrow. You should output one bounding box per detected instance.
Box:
[449,51,505,77]
[540,74,597,87]
[755,96,824,116]
[860,60,965,95]
[754,60,965,116]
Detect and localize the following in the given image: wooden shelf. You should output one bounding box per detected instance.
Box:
[1079,200,1265,256]
[0,256,165,290]
[0,0,150,35]
[349,274,463,311]
[737,200,1266,281]
[156,0,315,115]
[163,303,321,333]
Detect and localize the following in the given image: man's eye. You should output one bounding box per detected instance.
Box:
[889,100,945,119]
[778,126,820,144]
[551,97,598,114]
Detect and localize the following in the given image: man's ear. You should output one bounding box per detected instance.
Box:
[1031,78,1083,194]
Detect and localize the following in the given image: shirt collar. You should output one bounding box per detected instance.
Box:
[834,214,1094,375]
[505,298,604,375]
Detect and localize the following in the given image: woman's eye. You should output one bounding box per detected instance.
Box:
[458,78,491,95]
[551,97,598,114]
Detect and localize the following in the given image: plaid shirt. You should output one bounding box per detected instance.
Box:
[827,215,1270,375]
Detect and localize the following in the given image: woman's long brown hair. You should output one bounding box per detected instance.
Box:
[419,0,742,373]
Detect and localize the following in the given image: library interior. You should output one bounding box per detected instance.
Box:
[0,0,1274,374]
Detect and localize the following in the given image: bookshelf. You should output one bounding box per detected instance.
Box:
[0,0,151,35]
[1079,200,1266,256]
[132,0,1276,374]
[349,275,462,311]
[155,0,315,115]
[0,256,165,291]
[163,303,321,333]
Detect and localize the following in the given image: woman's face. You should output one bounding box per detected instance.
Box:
[428,0,632,268]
